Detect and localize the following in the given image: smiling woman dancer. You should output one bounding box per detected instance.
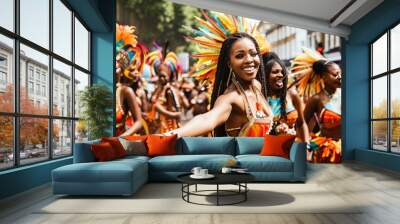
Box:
[115,24,145,136]
[263,52,309,141]
[291,48,342,163]
[166,12,273,137]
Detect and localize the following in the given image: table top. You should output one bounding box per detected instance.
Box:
[177,172,255,185]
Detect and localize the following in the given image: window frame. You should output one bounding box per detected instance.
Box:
[370,20,400,154]
[0,0,92,171]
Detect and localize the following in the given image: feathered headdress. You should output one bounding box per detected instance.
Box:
[146,43,182,81]
[186,10,271,86]
[122,44,148,80]
[290,47,327,98]
[116,24,137,53]
[116,24,147,80]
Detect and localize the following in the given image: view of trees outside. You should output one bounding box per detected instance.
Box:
[0,86,62,168]
[0,0,90,170]
[371,24,400,154]
[372,99,400,152]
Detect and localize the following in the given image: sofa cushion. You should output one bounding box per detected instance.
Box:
[260,135,296,159]
[101,137,126,158]
[177,137,235,155]
[119,138,147,156]
[148,154,235,172]
[147,134,177,157]
[236,137,264,155]
[91,142,118,161]
[236,155,293,172]
[52,159,147,183]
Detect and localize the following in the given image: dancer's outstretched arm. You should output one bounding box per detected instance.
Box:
[166,94,233,137]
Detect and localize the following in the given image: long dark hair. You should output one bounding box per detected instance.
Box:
[313,59,335,76]
[262,52,287,120]
[210,32,267,136]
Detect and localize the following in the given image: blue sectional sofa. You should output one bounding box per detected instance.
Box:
[52,137,306,196]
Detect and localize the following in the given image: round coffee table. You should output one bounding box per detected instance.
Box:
[177,173,255,206]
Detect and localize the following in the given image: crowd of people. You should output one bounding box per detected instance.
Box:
[115,11,342,163]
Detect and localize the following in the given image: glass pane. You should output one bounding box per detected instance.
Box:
[0,116,13,170]
[20,0,49,49]
[391,24,400,70]
[372,121,388,151]
[74,18,89,70]
[20,44,49,115]
[53,0,72,60]
[372,33,387,76]
[391,72,400,118]
[53,59,72,117]
[20,117,49,165]
[372,77,387,119]
[392,120,400,153]
[74,69,89,118]
[53,119,72,158]
[0,35,14,112]
[75,120,88,143]
[0,0,14,31]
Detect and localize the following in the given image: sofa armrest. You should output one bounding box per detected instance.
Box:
[289,142,307,181]
[73,140,100,163]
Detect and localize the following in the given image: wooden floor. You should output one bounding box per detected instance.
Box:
[1,162,400,224]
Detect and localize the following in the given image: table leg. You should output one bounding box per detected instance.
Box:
[217,184,219,206]
[195,184,197,192]
[245,183,247,201]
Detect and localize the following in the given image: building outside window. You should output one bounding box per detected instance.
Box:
[371,23,400,154]
[0,0,91,170]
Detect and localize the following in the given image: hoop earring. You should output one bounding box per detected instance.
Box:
[226,67,233,88]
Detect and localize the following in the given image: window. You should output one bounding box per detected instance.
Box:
[371,23,400,154]
[28,67,34,80]
[28,81,34,94]
[0,71,6,85]
[0,52,9,91]
[0,0,14,32]
[0,0,91,170]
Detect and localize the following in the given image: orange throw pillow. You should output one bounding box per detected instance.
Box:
[146,134,177,157]
[91,142,117,161]
[101,137,126,158]
[260,135,296,159]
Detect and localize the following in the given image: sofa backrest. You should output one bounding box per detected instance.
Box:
[176,137,236,155]
[73,139,100,163]
[235,137,264,155]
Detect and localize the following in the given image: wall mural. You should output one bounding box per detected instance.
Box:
[115,0,342,163]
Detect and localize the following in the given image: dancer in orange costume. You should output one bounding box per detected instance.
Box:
[291,48,342,163]
[115,24,146,136]
[263,52,309,142]
[165,11,273,137]
[147,46,189,133]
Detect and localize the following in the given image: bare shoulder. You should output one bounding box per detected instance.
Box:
[220,85,239,101]
[121,86,136,96]
[306,93,323,108]
[287,88,300,101]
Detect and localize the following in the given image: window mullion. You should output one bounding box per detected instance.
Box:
[71,11,76,154]
[13,0,20,167]
[387,29,391,152]
[48,0,54,160]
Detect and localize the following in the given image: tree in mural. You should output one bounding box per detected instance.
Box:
[0,85,59,152]
[119,0,200,53]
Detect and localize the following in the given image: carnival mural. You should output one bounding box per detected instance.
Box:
[115,0,342,163]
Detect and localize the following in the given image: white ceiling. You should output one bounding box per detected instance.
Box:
[169,0,384,38]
